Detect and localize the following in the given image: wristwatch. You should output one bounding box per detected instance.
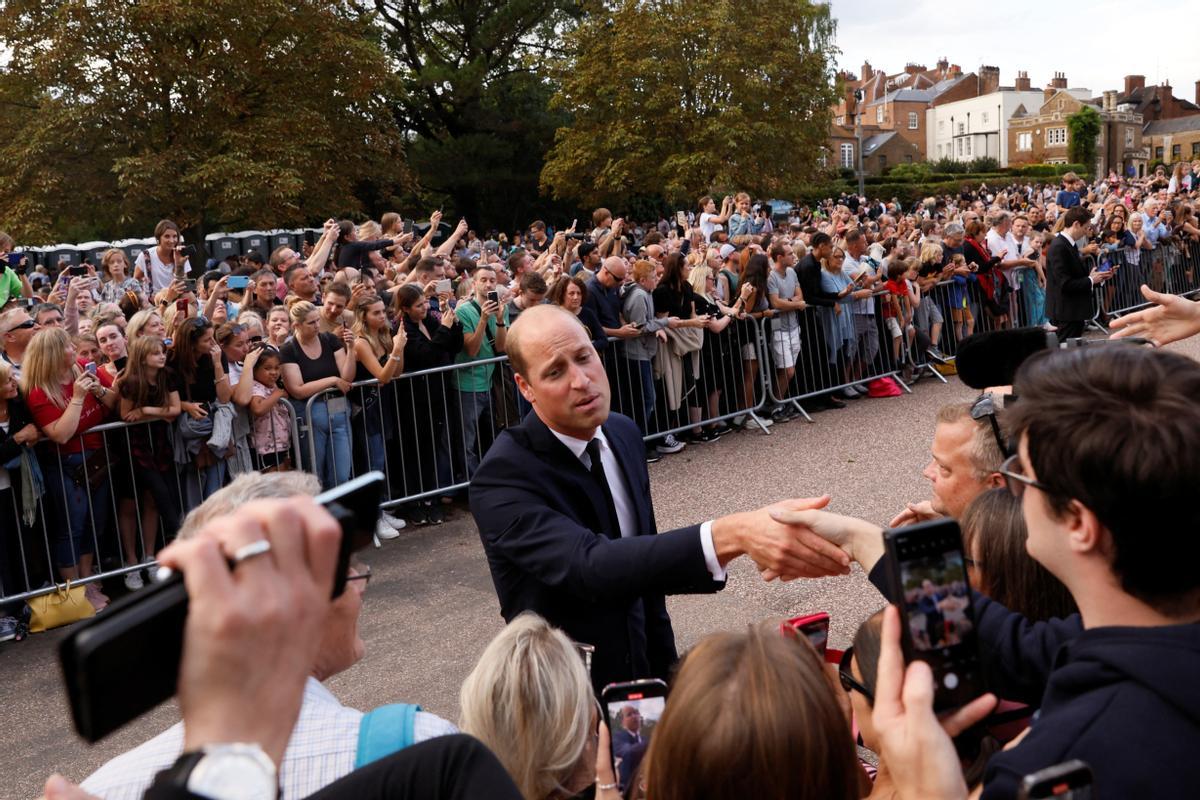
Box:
[160,743,278,800]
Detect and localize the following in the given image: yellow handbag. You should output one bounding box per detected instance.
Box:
[28,581,96,633]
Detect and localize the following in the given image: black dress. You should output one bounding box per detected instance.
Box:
[396,317,465,499]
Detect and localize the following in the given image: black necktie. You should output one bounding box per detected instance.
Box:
[585,438,622,540]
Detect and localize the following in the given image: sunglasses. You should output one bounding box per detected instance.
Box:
[970,393,1010,458]
[998,453,1051,499]
[7,319,37,333]
[838,646,874,704]
[346,564,371,587]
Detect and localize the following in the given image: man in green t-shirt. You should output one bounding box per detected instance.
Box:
[0,232,32,309]
[454,264,509,475]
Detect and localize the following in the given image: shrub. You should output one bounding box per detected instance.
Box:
[886,162,933,182]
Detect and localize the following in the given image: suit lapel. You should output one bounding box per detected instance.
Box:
[521,413,619,537]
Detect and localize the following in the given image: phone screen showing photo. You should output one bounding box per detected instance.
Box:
[605,692,664,792]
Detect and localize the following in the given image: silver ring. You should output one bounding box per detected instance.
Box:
[232,539,272,564]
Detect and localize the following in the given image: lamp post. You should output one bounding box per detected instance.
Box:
[854,89,865,197]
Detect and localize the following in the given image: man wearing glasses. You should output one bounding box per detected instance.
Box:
[888,399,1007,528]
[772,344,1200,799]
[0,307,39,379]
[80,471,456,800]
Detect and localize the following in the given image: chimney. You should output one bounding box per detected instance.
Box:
[937,57,949,75]
[950,64,962,78]
[1195,79,1200,107]
[1051,72,1068,89]
[979,65,1000,95]
[905,63,926,76]
[1044,85,1056,103]
[861,61,873,83]
[1014,70,1031,92]
[1103,90,1117,112]
[1124,74,1145,96]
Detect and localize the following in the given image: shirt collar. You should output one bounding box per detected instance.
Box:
[547,424,604,461]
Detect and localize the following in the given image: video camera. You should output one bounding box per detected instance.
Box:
[955,328,1151,391]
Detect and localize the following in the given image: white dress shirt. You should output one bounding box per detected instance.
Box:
[547,426,727,581]
[80,678,458,800]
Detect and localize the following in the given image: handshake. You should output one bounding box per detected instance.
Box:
[710,496,884,580]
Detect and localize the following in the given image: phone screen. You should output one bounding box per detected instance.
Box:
[435,279,452,294]
[786,613,830,656]
[601,679,667,792]
[227,275,250,290]
[1019,760,1094,800]
[886,519,982,710]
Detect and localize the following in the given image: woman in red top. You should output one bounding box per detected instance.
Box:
[20,328,117,606]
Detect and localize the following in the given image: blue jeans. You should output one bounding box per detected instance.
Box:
[458,390,492,477]
[300,397,352,489]
[183,459,227,514]
[41,450,110,569]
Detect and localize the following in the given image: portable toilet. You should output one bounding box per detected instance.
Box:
[206,232,241,263]
[115,238,155,271]
[44,244,82,272]
[267,230,299,255]
[235,230,270,258]
[77,241,112,268]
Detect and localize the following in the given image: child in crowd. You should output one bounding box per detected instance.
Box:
[248,347,292,472]
[882,261,913,373]
[948,253,975,339]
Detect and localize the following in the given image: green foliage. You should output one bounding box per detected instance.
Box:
[0,0,406,245]
[541,0,840,207]
[885,162,933,181]
[369,0,580,230]
[965,157,1000,173]
[1067,106,1102,171]
[930,158,970,174]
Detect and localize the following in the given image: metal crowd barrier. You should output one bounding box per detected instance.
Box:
[1090,240,1200,329]
[0,402,301,607]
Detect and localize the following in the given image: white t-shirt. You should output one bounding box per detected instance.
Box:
[699,212,723,242]
[0,418,10,491]
[137,248,192,294]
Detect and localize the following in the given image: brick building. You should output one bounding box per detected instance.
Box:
[829,58,975,171]
[1116,75,1199,122]
[1007,84,1147,177]
[1143,115,1200,166]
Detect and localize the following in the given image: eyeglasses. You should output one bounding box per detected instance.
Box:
[5,319,36,333]
[573,641,595,676]
[998,454,1051,499]
[346,564,372,587]
[970,393,1010,458]
[838,646,874,704]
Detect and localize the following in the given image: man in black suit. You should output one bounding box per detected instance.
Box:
[1045,205,1109,338]
[612,705,648,789]
[469,305,851,693]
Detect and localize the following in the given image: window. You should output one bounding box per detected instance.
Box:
[956,139,964,156]
[1057,99,1064,110]
[1193,142,1200,156]
[1017,132,1032,151]
[905,154,914,163]
[937,144,943,157]
[1172,144,1182,159]
[965,138,973,156]
[879,155,888,169]
[957,122,965,135]
[938,120,945,131]
[840,142,854,168]
[1047,127,1067,146]
[908,112,919,129]
[876,106,884,124]
[1156,146,1164,159]
[836,115,844,126]
[982,112,989,124]
[1125,127,1135,147]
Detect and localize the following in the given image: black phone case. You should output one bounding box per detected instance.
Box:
[59,472,385,743]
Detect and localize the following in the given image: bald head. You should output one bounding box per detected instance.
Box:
[601,256,626,285]
[506,303,582,379]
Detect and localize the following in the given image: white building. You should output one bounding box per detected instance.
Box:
[926,72,1090,166]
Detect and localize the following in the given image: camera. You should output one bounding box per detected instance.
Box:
[176,245,196,258]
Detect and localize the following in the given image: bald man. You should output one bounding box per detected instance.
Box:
[468,305,850,692]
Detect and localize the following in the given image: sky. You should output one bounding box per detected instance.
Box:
[828,0,1200,99]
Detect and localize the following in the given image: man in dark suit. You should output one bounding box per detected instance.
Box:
[612,705,648,789]
[469,305,851,693]
[1045,205,1109,338]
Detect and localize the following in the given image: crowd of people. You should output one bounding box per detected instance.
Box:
[1,161,1199,641]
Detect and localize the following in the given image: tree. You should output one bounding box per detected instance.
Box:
[0,0,406,245]
[1067,105,1102,174]
[540,0,839,207]
[366,0,580,231]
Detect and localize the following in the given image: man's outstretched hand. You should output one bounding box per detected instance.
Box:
[764,505,887,579]
[711,496,852,580]
[1109,285,1200,346]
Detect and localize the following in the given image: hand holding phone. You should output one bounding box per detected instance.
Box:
[59,472,386,743]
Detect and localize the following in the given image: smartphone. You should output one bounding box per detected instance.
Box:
[1098,261,1112,273]
[59,471,385,743]
[601,678,667,790]
[175,299,188,315]
[1017,760,1094,799]
[69,265,87,278]
[676,211,688,229]
[784,612,830,657]
[434,278,452,295]
[403,219,414,234]
[183,279,197,293]
[486,290,499,305]
[227,275,250,290]
[84,362,98,376]
[883,518,983,712]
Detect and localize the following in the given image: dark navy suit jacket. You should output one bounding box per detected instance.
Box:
[469,411,723,693]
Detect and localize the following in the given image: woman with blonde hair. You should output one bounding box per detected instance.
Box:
[21,327,118,607]
[641,624,861,800]
[125,308,166,342]
[459,613,599,800]
[280,300,356,489]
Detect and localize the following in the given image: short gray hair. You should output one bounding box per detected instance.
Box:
[177,471,321,540]
[944,222,965,239]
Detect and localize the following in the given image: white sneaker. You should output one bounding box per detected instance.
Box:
[375,519,400,540]
[381,511,407,531]
[124,571,144,591]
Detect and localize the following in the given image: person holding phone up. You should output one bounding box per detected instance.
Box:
[134,219,193,295]
[451,264,508,477]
